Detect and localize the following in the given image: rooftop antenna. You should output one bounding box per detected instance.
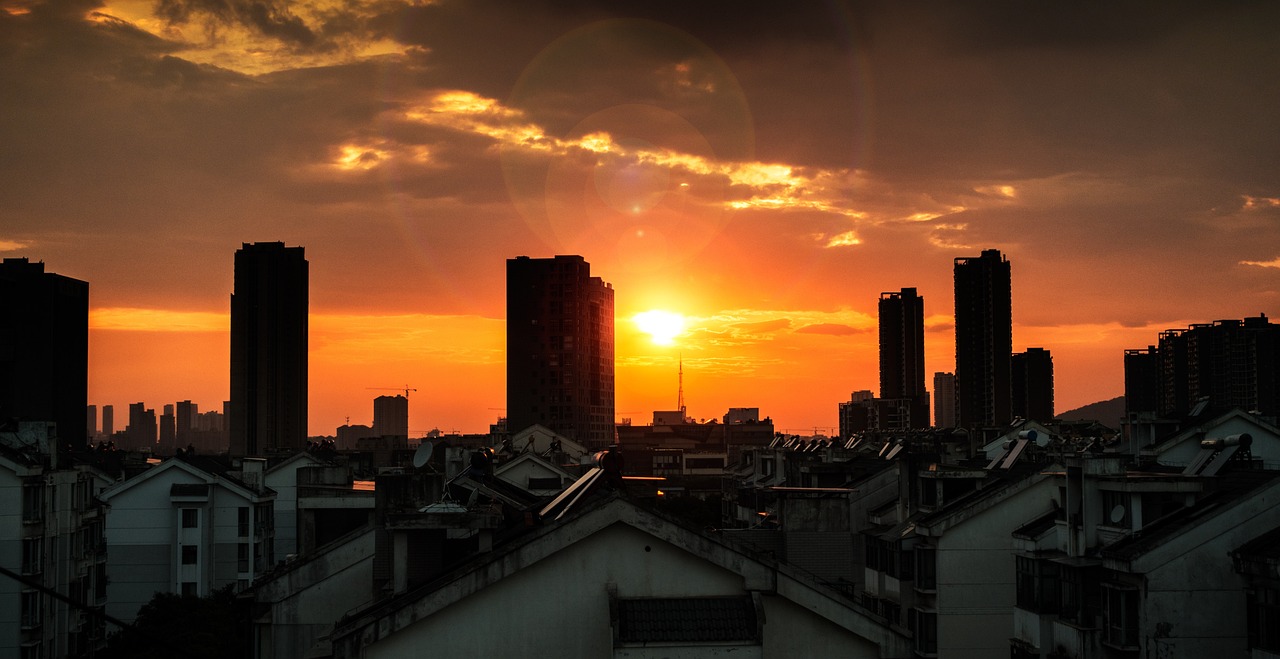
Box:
[677,354,686,421]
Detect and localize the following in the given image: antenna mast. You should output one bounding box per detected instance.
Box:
[678,354,686,420]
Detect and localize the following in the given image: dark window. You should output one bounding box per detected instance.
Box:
[920,480,938,507]
[915,547,937,590]
[1017,556,1060,613]
[237,543,249,572]
[238,507,249,537]
[21,590,41,627]
[23,483,43,522]
[1103,584,1139,648]
[181,545,197,565]
[1248,587,1280,652]
[1102,490,1129,527]
[181,508,198,528]
[914,610,937,655]
[22,538,42,575]
[864,535,880,571]
[181,582,197,597]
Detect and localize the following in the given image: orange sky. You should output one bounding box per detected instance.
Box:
[6,1,1280,435]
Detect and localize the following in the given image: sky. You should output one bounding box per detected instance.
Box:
[3,0,1279,436]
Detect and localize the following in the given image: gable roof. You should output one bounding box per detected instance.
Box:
[915,464,1053,537]
[493,450,573,482]
[1100,469,1280,566]
[265,450,330,475]
[1145,408,1280,457]
[100,455,275,503]
[331,492,909,656]
[509,424,589,459]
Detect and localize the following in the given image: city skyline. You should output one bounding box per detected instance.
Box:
[4,2,1280,434]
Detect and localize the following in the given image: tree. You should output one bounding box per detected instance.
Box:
[100,585,251,659]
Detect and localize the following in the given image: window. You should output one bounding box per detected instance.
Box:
[1248,588,1280,652]
[864,535,886,572]
[920,480,938,508]
[238,507,249,537]
[915,547,937,591]
[23,483,43,522]
[1016,556,1059,613]
[1103,583,1139,648]
[181,545,197,565]
[914,609,937,655]
[22,538,42,575]
[21,590,41,627]
[181,508,198,528]
[237,543,250,573]
[181,582,197,597]
[1102,491,1129,527]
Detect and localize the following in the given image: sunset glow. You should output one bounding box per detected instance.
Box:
[6,2,1278,436]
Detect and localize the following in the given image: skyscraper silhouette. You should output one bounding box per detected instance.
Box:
[953,249,1012,428]
[932,372,957,428]
[372,395,409,439]
[1012,348,1055,422]
[506,255,615,449]
[0,258,88,445]
[878,287,930,428]
[229,242,308,456]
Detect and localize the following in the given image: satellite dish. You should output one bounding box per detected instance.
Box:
[412,441,435,470]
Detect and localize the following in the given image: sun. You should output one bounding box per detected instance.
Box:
[633,310,686,346]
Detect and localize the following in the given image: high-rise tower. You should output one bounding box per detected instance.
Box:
[0,258,88,445]
[229,242,308,456]
[878,287,929,428]
[953,249,1012,428]
[1012,348,1054,422]
[372,395,409,439]
[506,255,615,449]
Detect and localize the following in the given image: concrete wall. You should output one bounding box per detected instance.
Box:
[1131,478,1280,658]
[266,455,323,562]
[935,477,1057,659]
[257,529,376,659]
[762,594,880,659]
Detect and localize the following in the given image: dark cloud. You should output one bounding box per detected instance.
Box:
[155,0,317,48]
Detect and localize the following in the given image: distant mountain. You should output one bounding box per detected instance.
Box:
[1057,396,1125,425]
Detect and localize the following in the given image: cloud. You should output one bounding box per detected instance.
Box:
[0,239,33,251]
[728,318,791,334]
[795,323,865,336]
[90,307,227,332]
[154,0,317,48]
[1241,258,1280,269]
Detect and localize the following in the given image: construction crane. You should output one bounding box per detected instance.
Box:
[367,385,418,398]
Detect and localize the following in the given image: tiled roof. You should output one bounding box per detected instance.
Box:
[616,596,758,643]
